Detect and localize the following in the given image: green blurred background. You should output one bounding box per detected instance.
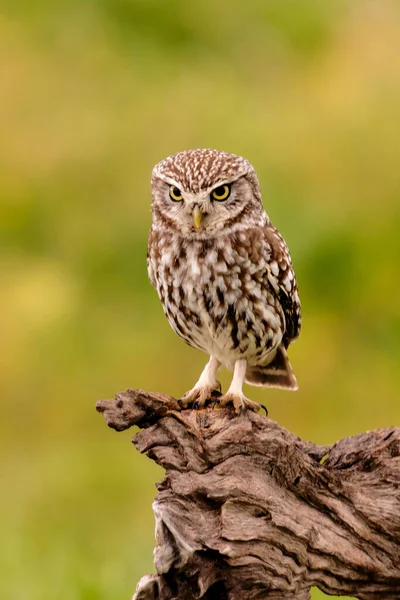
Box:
[1,1,399,598]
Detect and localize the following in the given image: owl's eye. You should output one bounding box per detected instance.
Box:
[169,186,183,202]
[211,184,231,202]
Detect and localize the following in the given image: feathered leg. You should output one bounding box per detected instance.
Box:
[180,356,221,408]
[219,359,260,413]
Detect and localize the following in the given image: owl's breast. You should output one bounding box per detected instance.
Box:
[148,233,285,365]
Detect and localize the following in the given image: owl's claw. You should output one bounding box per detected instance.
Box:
[179,382,221,410]
[217,393,261,414]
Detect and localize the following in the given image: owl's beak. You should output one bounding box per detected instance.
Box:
[192,206,204,228]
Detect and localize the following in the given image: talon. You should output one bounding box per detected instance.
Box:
[178,397,190,409]
[210,396,220,409]
[218,392,260,414]
[233,395,244,414]
[179,385,216,410]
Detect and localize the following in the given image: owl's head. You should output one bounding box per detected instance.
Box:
[151,149,265,237]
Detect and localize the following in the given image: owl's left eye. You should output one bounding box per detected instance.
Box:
[211,184,231,202]
[169,186,183,202]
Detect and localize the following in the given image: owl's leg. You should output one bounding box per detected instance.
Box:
[180,356,221,409]
[219,359,260,414]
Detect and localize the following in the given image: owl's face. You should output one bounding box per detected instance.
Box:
[151,149,265,237]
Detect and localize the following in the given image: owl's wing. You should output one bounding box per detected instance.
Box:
[263,222,301,347]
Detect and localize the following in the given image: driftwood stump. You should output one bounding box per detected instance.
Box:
[96,389,400,600]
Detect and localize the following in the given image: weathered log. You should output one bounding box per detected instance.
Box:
[96,389,400,600]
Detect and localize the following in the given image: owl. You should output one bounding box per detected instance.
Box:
[147,149,301,413]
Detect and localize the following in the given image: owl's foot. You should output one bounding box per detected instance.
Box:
[217,359,261,414]
[179,356,222,410]
[218,392,260,414]
[180,382,221,410]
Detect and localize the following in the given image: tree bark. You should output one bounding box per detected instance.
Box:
[96,389,400,600]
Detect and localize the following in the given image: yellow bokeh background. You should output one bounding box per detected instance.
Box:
[1,2,399,599]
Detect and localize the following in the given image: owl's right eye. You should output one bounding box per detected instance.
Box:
[169,186,183,202]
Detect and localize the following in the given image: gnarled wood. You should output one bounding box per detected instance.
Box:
[96,389,400,600]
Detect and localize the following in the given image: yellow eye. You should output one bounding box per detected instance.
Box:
[211,184,231,201]
[169,185,183,202]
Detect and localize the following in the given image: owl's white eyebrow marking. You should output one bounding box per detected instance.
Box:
[161,177,184,188]
[158,174,244,196]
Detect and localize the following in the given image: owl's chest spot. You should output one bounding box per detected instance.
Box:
[187,256,201,278]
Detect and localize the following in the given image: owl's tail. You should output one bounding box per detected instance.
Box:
[245,345,298,390]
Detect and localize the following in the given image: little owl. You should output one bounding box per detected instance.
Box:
[147,149,301,412]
